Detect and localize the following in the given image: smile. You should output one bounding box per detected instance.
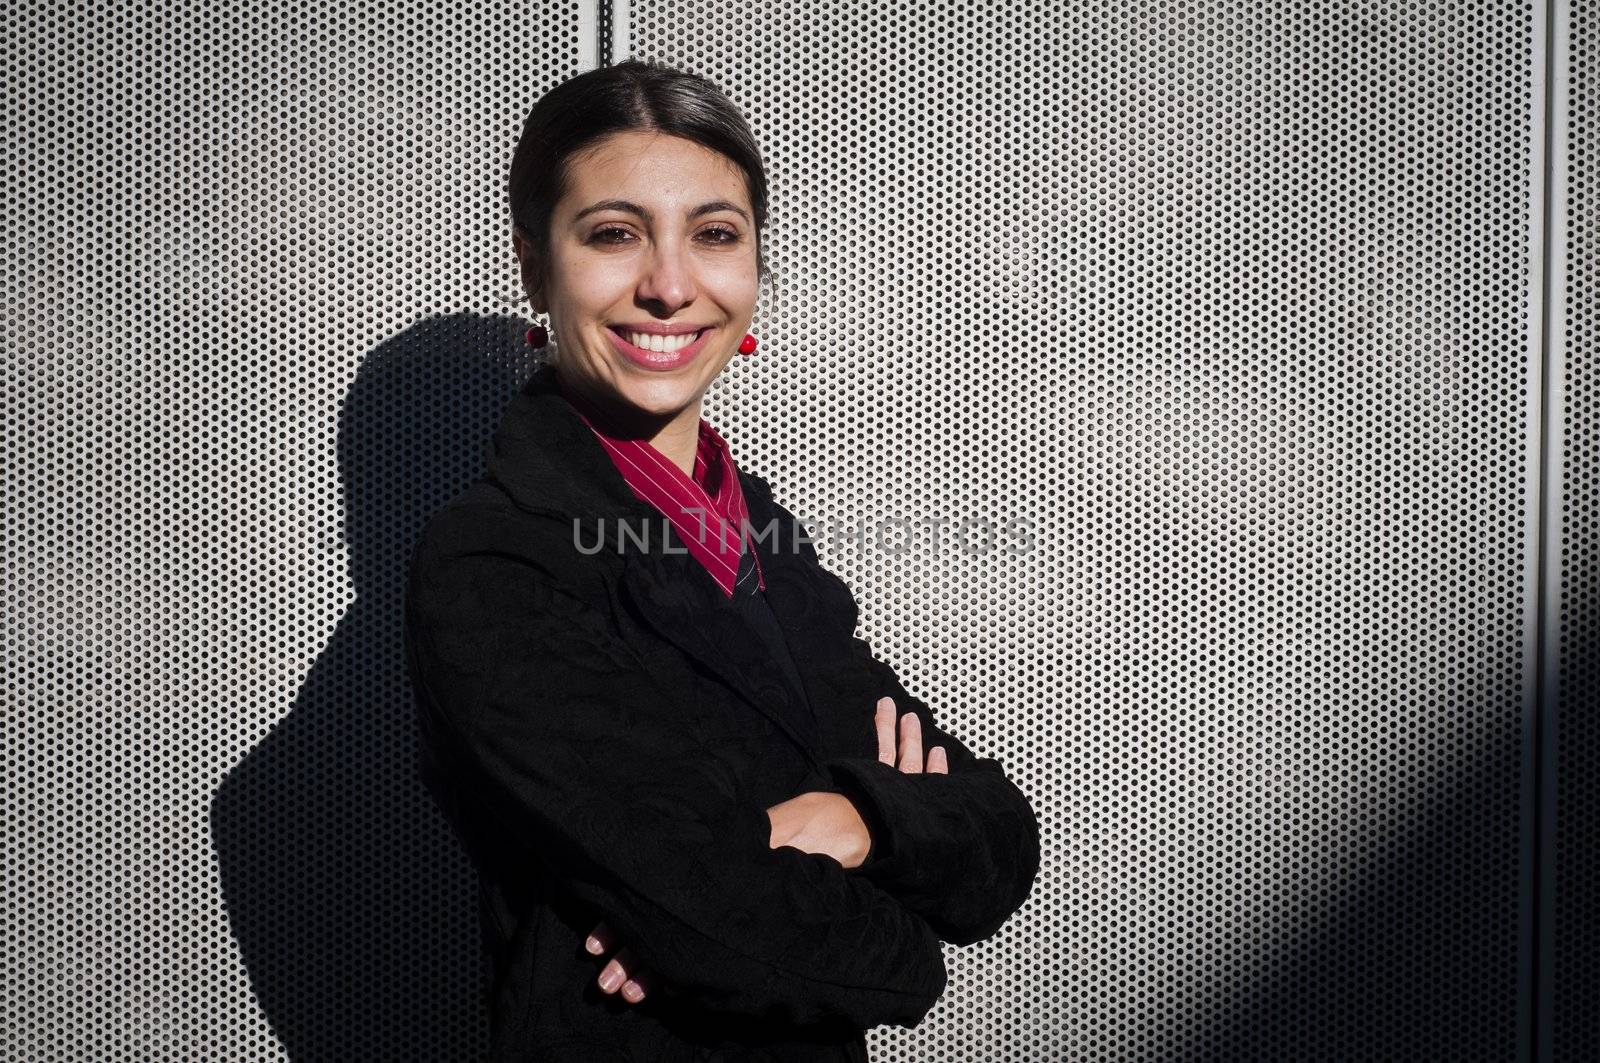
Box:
[606,326,713,371]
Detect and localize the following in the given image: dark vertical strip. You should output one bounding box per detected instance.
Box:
[1531,2,1558,1061]
[598,0,613,67]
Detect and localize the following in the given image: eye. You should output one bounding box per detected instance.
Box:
[587,224,741,247]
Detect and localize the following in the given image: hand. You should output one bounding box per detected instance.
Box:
[875,696,949,774]
[766,790,873,867]
[764,697,950,867]
[585,919,657,1005]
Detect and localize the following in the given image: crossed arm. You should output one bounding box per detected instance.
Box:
[587,695,950,1005]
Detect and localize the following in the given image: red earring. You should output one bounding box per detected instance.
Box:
[738,332,757,356]
[525,323,548,349]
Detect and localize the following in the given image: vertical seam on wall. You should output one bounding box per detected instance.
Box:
[1527,0,1546,1056]
[598,0,612,67]
[1529,1,1566,1061]
[603,0,629,65]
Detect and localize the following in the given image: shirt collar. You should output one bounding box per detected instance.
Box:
[552,369,764,598]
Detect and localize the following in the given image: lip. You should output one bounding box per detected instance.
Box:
[607,325,713,371]
[611,321,708,335]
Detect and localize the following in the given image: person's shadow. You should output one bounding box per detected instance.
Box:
[210,313,537,1062]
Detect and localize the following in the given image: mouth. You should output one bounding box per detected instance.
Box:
[605,325,714,371]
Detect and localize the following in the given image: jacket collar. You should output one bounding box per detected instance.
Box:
[484,363,826,766]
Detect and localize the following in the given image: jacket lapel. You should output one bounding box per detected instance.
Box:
[487,364,827,768]
[734,479,874,763]
[617,542,823,768]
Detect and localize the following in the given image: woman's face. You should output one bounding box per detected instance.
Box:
[516,129,760,428]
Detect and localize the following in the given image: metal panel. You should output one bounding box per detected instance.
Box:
[3,3,586,1059]
[629,2,1545,1059]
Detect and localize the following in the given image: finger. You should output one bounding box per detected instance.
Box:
[597,945,640,995]
[928,744,950,774]
[586,920,614,957]
[622,965,658,1004]
[874,697,897,765]
[897,711,924,773]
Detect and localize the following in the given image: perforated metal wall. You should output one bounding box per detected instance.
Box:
[4,3,586,1060]
[5,1,1594,1061]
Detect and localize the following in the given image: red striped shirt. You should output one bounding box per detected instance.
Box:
[555,374,764,598]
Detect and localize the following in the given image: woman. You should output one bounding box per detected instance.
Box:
[404,59,1041,1062]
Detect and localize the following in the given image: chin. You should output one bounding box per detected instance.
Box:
[614,375,701,416]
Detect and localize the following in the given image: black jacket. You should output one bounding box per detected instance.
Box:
[403,364,1042,1061]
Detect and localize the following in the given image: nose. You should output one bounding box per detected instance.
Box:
[634,237,698,315]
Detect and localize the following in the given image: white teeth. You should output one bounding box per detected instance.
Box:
[622,329,700,353]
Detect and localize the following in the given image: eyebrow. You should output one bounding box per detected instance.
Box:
[572,198,752,226]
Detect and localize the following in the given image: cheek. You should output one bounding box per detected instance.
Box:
[702,256,760,303]
[552,254,635,316]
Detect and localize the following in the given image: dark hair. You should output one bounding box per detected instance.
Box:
[508,59,772,306]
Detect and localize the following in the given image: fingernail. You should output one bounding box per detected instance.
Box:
[586,936,602,954]
[622,980,642,1002]
[600,967,622,992]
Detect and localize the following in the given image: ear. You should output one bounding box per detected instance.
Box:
[511,225,547,312]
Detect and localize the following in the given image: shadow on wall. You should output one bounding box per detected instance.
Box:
[1144,719,1528,1061]
[210,313,536,1062]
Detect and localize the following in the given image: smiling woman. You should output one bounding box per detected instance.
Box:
[404,58,1041,1063]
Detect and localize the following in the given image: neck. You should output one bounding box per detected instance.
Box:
[553,366,702,478]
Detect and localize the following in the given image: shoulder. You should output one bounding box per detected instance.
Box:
[407,480,609,611]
